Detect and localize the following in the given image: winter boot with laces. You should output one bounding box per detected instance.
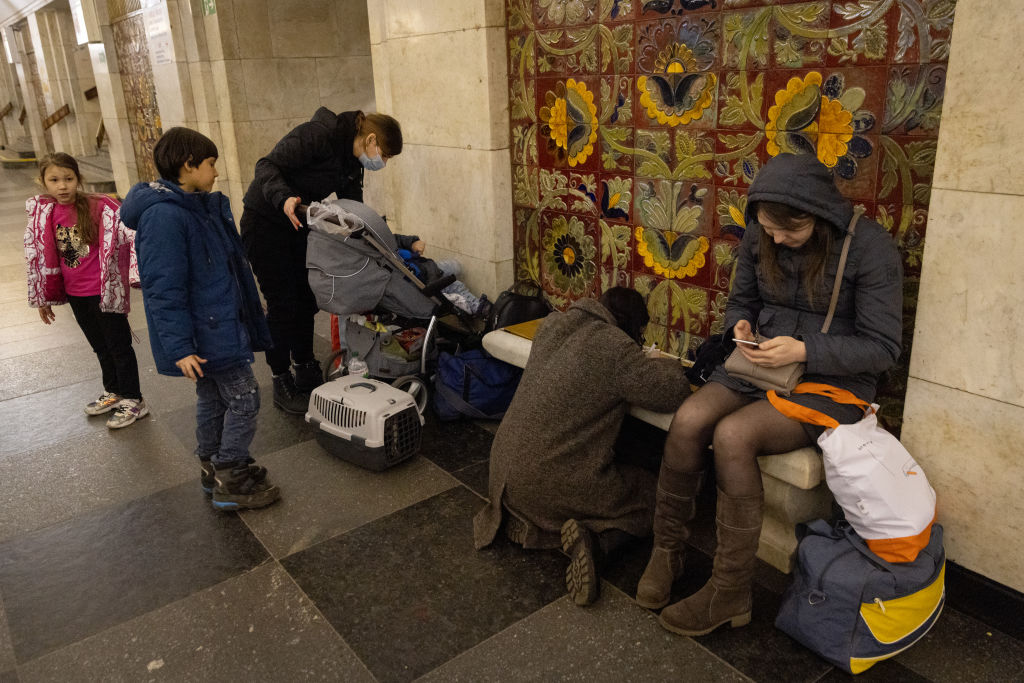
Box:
[272,372,308,415]
[211,463,280,511]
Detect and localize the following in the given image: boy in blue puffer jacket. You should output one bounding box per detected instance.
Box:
[121,127,281,511]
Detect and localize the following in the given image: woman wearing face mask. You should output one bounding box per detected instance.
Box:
[240,109,402,413]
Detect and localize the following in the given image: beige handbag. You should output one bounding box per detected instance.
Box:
[723,207,863,396]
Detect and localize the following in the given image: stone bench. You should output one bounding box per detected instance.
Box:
[482,328,832,573]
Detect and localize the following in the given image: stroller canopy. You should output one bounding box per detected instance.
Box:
[306,199,436,320]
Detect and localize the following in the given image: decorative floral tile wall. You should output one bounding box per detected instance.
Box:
[505,0,956,429]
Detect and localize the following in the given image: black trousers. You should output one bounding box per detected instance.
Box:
[240,211,319,376]
[67,294,142,400]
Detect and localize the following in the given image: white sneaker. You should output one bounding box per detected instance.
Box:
[106,399,149,429]
[85,392,121,415]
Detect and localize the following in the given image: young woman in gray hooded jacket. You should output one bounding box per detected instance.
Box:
[635,153,903,637]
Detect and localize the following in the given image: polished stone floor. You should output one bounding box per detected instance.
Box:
[2,165,1022,682]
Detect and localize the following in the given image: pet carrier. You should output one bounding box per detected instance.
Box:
[306,375,423,471]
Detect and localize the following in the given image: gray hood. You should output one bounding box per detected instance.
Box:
[745,153,853,235]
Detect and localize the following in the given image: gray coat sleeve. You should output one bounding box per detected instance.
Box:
[724,226,762,334]
[804,229,903,376]
[607,333,692,412]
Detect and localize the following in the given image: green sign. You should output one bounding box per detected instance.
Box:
[202,0,216,16]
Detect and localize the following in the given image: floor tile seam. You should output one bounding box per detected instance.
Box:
[408,596,574,683]
[260,461,462,564]
[5,558,283,671]
[0,475,200,547]
[273,558,381,682]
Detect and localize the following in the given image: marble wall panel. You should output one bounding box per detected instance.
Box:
[377,0,505,39]
[901,379,1024,593]
[910,188,1024,407]
[382,26,509,150]
[266,0,341,59]
[383,144,513,268]
[240,58,320,121]
[314,56,375,113]
[932,0,1024,196]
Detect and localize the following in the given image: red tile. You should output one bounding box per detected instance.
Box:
[507,31,536,82]
[886,0,956,64]
[717,69,770,131]
[711,185,749,240]
[599,125,636,174]
[768,1,832,69]
[511,164,540,208]
[538,209,602,301]
[722,6,773,72]
[508,78,536,124]
[708,237,740,291]
[714,127,767,186]
[598,174,635,224]
[881,64,946,137]
[597,75,635,126]
[534,0,600,29]
[599,22,636,74]
[600,0,637,23]
[825,0,894,68]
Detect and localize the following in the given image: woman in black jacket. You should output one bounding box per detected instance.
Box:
[635,153,903,637]
[240,108,402,413]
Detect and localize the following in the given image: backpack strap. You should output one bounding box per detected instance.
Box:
[766,382,871,428]
[821,206,864,334]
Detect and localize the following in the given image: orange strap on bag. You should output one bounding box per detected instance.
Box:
[767,382,870,429]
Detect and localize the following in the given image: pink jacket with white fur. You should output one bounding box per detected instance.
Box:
[24,194,139,314]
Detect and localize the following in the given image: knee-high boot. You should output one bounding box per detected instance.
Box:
[635,467,704,609]
[658,488,764,636]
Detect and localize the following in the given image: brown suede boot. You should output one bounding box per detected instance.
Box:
[658,488,764,636]
[635,467,704,609]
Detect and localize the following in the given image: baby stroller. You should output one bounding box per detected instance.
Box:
[303,198,484,413]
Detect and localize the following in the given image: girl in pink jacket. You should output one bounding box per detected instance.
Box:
[24,153,146,428]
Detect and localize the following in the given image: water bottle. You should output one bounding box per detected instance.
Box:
[347,352,369,378]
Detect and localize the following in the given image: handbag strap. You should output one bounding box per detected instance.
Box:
[820,206,864,334]
[766,382,871,428]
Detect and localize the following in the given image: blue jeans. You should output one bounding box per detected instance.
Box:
[194,364,260,469]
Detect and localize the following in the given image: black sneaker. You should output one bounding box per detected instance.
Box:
[293,360,324,393]
[200,459,216,494]
[272,373,308,415]
[211,463,280,511]
[561,518,600,606]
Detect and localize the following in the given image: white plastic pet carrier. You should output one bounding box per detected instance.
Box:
[305,376,423,471]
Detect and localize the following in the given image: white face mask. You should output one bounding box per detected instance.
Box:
[359,152,385,171]
[358,135,386,171]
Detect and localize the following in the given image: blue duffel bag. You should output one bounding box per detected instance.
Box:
[433,349,522,421]
[775,518,946,674]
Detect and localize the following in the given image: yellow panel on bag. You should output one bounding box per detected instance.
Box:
[859,563,946,644]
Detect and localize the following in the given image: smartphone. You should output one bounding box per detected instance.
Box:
[733,338,760,348]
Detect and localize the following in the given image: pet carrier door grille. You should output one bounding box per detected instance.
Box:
[384,407,421,464]
[314,393,367,430]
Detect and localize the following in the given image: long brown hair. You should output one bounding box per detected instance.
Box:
[38,153,98,245]
[754,200,834,308]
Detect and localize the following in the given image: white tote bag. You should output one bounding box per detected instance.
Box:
[768,383,936,563]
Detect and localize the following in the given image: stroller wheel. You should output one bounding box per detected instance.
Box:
[323,349,348,383]
[391,375,429,415]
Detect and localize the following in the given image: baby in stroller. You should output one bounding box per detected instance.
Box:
[304,199,484,388]
[393,237,490,318]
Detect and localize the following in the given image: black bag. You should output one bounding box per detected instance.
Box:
[485,282,552,333]
[685,333,735,386]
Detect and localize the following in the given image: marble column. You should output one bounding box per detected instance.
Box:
[901,0,1024,593]
[365,0,513,298]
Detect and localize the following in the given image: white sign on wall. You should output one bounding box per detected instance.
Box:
[143,1,174,66]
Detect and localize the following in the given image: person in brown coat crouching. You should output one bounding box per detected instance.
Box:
[473,287,691,606]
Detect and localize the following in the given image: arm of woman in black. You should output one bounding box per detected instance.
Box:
[253,120,336,227]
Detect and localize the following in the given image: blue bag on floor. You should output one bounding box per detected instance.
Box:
[775,519,946,674]
[433,349,521,421]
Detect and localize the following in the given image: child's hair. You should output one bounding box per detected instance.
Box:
[153,127,219,182]
[38,153,97,245]
[356,112,403,158]
[753,200,834,308]
[600,287,650,345]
